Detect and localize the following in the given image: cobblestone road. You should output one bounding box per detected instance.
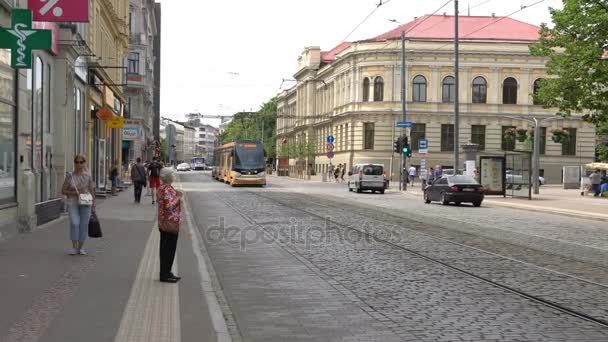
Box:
[182,173,608,342]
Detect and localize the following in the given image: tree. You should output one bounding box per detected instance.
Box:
[160,138,168,163]
[530,0,608,125]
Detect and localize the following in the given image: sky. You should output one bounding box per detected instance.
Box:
[160,0,563,127]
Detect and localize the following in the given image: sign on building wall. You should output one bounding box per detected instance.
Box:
[0,9,52,69]
[28,0,89,22]
[123,127,140,141]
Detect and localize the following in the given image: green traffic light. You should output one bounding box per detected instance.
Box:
[402,147,409,153]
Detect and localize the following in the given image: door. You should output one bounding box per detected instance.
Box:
[98,139,106,189]
[432,177,448,200]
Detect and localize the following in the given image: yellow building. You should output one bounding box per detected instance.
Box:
[86,0,129,189]
[276,15,595,184]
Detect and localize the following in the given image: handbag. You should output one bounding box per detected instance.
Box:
[88,213,103,238]
[71,173,94,206]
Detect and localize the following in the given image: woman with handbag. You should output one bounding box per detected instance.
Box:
[61,154,96,255]
[157,167,182,283]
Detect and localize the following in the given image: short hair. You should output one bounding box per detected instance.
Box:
[136,157,141,163]
[159,167,177,184]
[74,154,86,163]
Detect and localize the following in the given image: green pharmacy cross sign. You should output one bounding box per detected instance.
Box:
[0,9,52,69]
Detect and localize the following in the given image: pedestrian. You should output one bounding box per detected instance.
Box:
[61,154,96,256]
[434,165,443,179]
[428,167,435,184]
[328,164,334,182]
[109,160,119,196]
[157,167,182,283]
[340,163,346,182]
[334,164,341,182]
[474,169,480,183]
[148,157,162,204]
[130,157,147,203]
[589,169,601,197]
[408,165,417,185]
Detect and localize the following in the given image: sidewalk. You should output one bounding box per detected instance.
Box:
[0,188,216,342]
[269,175,608,222]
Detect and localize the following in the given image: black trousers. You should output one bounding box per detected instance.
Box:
[159,230,178,279]
[134,181,144,202]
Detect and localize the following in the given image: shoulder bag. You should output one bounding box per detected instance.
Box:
[71,173,94,206]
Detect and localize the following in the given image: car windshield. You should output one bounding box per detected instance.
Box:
[235,143,264,170]
[448,175,478,184]
[362,165,383,175]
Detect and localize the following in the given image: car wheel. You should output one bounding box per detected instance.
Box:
[440,192,449,205]
[455,202,461,206]
[424,191,431,204]
[379,189,385,194]
[356,184,362,193]
[473,201,482,207]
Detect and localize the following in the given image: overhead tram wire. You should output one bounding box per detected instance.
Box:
[342,0,393,43]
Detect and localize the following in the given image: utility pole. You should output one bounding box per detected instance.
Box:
[454,0,460,174]
[401,30,407,191]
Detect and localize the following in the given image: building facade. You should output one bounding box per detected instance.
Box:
[124,0,158,162]
[276,15,595,184]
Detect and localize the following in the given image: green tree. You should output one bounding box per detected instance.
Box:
[160,138,168,162]
[530,0,608,125]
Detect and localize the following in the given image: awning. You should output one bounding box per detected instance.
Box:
[585,162,608,170]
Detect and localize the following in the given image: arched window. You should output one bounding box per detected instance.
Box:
[472,76,487,104]
[442,76,455,103]
[503,77,518,104]
[362,77,370,102]
[373,76,384,101]
[533,78,543,105]
[412,75,427,102]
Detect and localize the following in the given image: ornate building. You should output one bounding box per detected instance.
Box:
[276,15,595,183]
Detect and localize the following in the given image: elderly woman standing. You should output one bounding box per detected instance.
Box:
[61,154,96,255]
[157,167,182,283]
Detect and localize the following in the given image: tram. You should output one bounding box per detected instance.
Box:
[213,140,266,186]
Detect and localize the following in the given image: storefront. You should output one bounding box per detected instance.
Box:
[0,49,16,207]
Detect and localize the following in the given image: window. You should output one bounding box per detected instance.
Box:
[373,76,384,101]
[562,128,577,156]
[411,123,426,151]
[363,123,374,150]
[472,76,487,104]
[471,125,486,150]
[412,75,427,102]
[127,52,139,74]
[46,64,51,133]
[539,127,546,155]
[34,57,43,171]
[533,78,543,105]
[442,76,455,103]
[362,77,370,102]
[441,124,454,152]
[503,77,518,104]
[0,51,15,204]
[501,125,516,151]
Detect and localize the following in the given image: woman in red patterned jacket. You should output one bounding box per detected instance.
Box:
[157,167,182,283]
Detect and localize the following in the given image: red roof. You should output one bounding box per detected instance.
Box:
[373,15,540,42]
[321,42,352,62]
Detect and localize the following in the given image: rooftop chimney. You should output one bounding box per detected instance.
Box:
[491,13,495,18]
[443,12,447,16]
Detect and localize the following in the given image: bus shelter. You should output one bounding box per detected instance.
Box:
[478,151,532,200]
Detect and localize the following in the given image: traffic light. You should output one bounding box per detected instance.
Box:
[401,136,412,157]
[393,138,401,153]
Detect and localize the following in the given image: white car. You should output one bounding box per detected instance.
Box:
[176,163,191,172]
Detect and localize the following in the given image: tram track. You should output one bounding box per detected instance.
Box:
[217,188,608,331]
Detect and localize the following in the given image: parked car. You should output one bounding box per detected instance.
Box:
[176,163,191,172]
[348,164,386,194]
[424,175,485,207]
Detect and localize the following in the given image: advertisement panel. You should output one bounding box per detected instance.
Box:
[480,156,505,196]
[122,127,139,141]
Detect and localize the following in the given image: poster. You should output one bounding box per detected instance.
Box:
[480,157,505,195]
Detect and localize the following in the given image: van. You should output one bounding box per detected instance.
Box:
[348,164,386,194]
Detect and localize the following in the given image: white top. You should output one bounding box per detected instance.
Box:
[408,166,416,176]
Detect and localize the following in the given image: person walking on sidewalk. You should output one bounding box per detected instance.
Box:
[340,163,346,183]
[130,158,147,203]
[109,160,119,196]
[148,157,162,204]
[408,165,417,185]
[157,167,182,283]
[61,154,96,256]
[589,169,601,197]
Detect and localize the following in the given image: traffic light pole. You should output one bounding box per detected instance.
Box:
[401,31,407,191]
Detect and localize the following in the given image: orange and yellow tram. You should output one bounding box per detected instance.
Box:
[212,141,266,186]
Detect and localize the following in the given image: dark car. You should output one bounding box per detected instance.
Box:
[424,175,485,207]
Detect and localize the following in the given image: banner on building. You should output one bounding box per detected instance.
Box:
[123,127,140,141]
[28,0,89,22]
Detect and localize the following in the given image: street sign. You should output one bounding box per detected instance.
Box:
[326,143,334,152]
[418,139,428,154]
[396,121,412,128]
[327,135,335,144]
[28,0,90,22]
[96,107,113,121]
[327,151,334,159]
[0,9,52,69]
[107,116,124,129]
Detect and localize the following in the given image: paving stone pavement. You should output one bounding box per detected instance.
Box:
[179,173,608,341]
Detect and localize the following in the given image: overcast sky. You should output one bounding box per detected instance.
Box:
[160,0,563,127]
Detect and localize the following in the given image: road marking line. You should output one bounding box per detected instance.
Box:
[114,223,181,342]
